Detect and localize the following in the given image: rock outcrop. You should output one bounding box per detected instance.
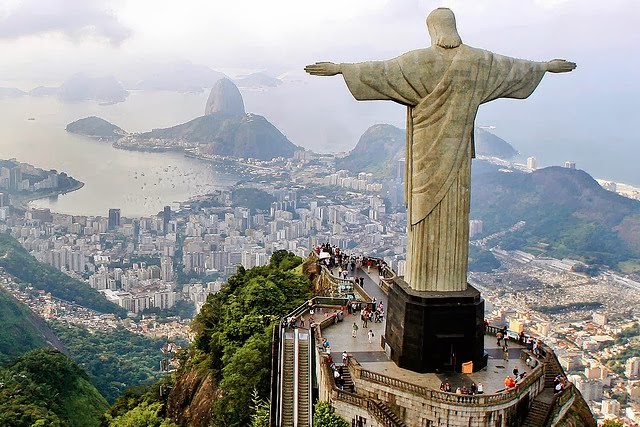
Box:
[167,370,218,427]
[204,78,245,117]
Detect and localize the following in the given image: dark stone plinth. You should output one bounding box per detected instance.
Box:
[384,278,486,373]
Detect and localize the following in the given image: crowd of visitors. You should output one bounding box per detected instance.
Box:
[440,381,484,395]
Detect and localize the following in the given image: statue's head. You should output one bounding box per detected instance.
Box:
[427,8,462,49]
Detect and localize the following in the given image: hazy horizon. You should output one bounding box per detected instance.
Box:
[1,0,639,184]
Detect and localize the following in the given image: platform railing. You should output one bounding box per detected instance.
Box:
[345,332,545,408]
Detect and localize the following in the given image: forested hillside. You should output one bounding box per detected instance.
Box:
[0,288,49,365]
[0,232,126,316]
[471,164,640,268]
[108,250,311,427]
[0,349,109,427]
[50,322,167,403]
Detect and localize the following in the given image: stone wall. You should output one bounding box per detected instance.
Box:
[335,355,545,427]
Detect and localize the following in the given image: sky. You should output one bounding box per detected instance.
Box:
[0,0,639,181]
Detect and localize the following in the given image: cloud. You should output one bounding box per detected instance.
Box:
[0,0,131,45]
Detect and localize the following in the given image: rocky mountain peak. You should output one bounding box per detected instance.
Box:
[204,78,245,117]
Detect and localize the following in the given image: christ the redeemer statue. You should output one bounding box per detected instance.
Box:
[306,8,575,292]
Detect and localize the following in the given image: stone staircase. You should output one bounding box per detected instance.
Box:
[543,354,564,388]
[522,349,566,427]
[338,365,355,392]
[370,401,407,427]
[522,389,555,427]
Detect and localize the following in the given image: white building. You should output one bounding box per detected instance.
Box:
[526,157,537,170]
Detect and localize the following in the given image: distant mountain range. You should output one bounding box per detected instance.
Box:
[133,61,227,93]
[337,124,518,178]
[129,62,281,92]
[57,74,128,103]
[234,72,282,88]
[0,87,27,98]
[0,74,129,104]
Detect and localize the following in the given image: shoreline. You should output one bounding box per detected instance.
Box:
[13,180,85,210]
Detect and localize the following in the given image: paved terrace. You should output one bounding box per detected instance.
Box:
[319,266,535,394]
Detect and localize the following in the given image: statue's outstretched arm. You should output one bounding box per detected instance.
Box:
[545,59,577,73]
[304,62,342,76]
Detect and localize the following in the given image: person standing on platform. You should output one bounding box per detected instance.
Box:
[368,329,375,344]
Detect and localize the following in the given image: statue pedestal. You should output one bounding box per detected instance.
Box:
[384,278,487,373]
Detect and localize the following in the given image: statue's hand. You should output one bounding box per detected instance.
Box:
[546,59,577,73]
[304,62,342,76]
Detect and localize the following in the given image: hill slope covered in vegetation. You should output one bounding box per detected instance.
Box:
[0,349,109,427]
[0,232,126,316]
[107,250,311,427]
[471,164,640,268]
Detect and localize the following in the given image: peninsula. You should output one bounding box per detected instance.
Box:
[0,159,84,208]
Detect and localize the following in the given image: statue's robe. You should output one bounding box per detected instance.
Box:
[341,45,546,291]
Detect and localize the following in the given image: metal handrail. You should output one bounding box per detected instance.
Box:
[305,333,313,427]
[293,330,299,426]
[277,327,286,426]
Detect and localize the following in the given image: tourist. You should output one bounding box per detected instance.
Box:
[342,351,348,365]
[476,383,483,394]
[496,330,503,346]
[532,340,540,356]
[440,382,446,391]
[368,329,375,344]
[513,368,519,378]
[445,382,452,392]
[470,383,477,394]
[502,345,509,363]
[359,277,364,288]
[554,382,562,394]
[322,338,330,350]
[352,322,359,338]
[504,376,515,389]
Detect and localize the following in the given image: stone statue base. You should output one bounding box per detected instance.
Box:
[384,278,487,373]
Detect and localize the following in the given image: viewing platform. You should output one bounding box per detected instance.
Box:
[270,253,595,427]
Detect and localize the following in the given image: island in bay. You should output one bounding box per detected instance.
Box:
[66,78,298,160]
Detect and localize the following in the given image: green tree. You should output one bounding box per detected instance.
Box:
[313,401,349,427]
[108,402,177,427]
[602,420,624,427]
[249,389,270,427]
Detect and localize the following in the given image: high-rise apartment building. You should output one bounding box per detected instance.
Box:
[108,208,121,230]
